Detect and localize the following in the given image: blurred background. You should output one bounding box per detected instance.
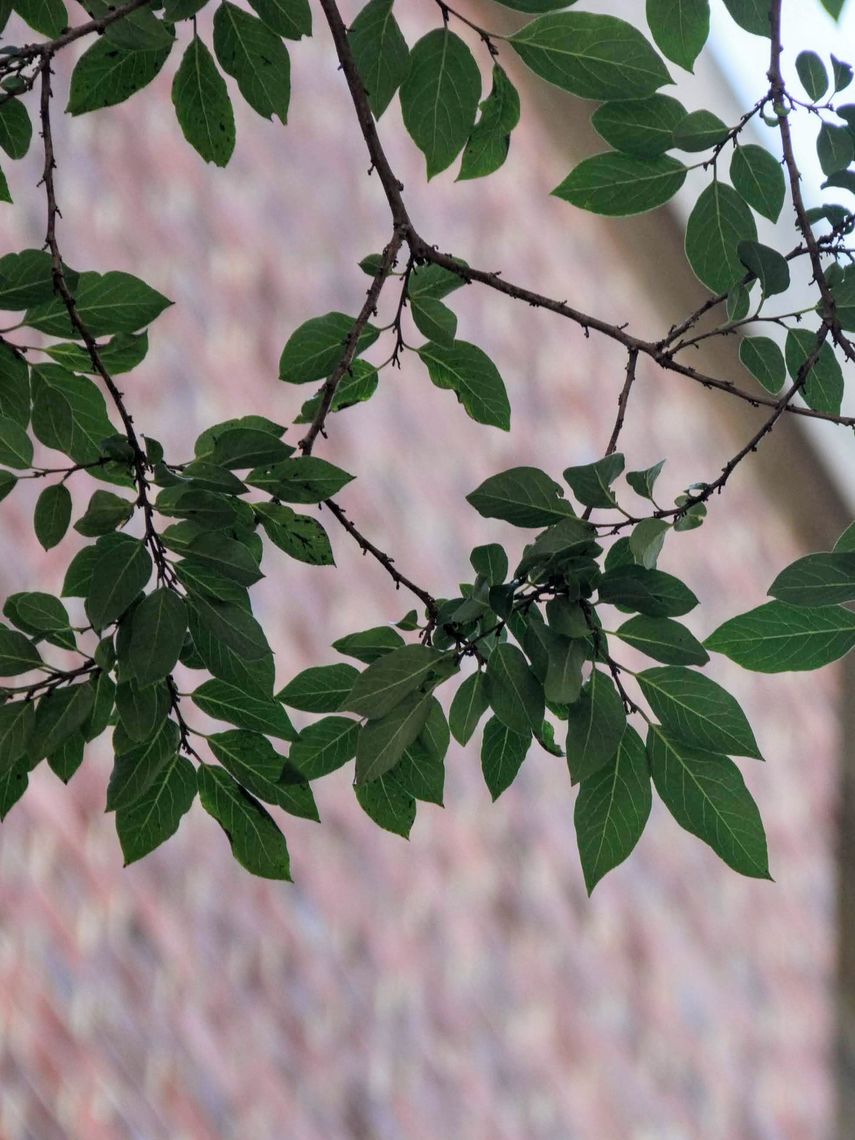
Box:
[0,2,852,1137]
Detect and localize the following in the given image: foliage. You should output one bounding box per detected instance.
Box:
[0,0,853,892]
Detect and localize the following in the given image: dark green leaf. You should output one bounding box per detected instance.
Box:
[186,593,274,697]
[706,600,855,671]
[510,11,671,100]
[626,459,665,501]
[407,260,468,301]
[832,54,853,92]
[213,2,290,123]
[172,35,235,167]
[553,153,686,216]
[769,550,855,607]
[14,0,66,36]
[45,332,149,376]
[208,730,316,818]
[737,239,790,296]
[0,699,35,766]
[399,28,480,178]
[565,667,626,784]
[289,715,359,778]
[673,109,728,151]
[458,63,520,181]
[47,734,84,783]
[199,764,292,877]
[67,36,173,115]
[784,328,843,415]
[278,662,358,711]
[485,642,544,735]
[355,776,416,836]
[598,565,698,617]
[247,455,353,502]
[332,625,405,664]
[192,679,296,738]
[294,360,379,423]
[648,726,770,877]
[739,336,786,393]
[0,415,31,469]
[183,531,262,586]
[575,725,651,893]
[116,752,196,864]
[279,311,379,383]
[795,50,829,101]
[638,666,761,758]
[563,453,624,508]
[470,543,508,585]
[355,690,432,783]
[0,344,30,427]
[116,679,169,742]
[346,644,450,719]
[615,615,708,665]
[86,533,152,630]
[0,626,41,675]
[26,272,171,338]
[127,588,187,686]
[449,670,489,745]
[629,517,668,569]
[31,681,95,759]
[591,95,686,158]
[418,339,510,430]
[0,249,73,309]
[411,297,457,345]
[348,0,409,119]
[817,123,853,175]
[720,0,771,36]
[74,489,134,536]
[544,635,586,704]
[481,715,530,800]
[248,0,310,39]
[645,0,709,72]
[467,466,574,527]
[732,146,789,224]
[107,719,179,811]
[685,181,757,293]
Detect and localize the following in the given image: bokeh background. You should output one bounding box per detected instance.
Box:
[0,2,852,1137]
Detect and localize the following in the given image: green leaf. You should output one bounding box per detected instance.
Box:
[74,489,134,537]
[47,733,84,783]
[116,679,169,742]
[192,679,296,738]
[258,505,334,566]
[737,240,790,296]
[466,466,574,527]
[246,455,353,502]
[726,282,751,322]
[768,551,855,607]
[471,543,508,585]
[598,565,698,617]
[294,360,378,423]
[0,415,31,469]
[31,681,95,759]
[553,153,686,216]
[637,666,761,758]
[481,715,530,801]
[83,669,115,740]
[355,777,416,837]
[0,249,71,310]
[0,761,29,820]
[720,0,771,36]
[0,699,35,767]
[86,534,152,630]
[348,0,409,120]
[795,50,829,101]
[355,690,432,783]
[489,0,573,10]
[417,340,510,429]
[199,764,292,877]
[30,366,117,466]
[615,615,708,665]
[565,668,626,784]
[626,459,665,501]
[673,109,728,151]
[784,327,843,415]
[407,260,468,301]
[817,123,853,175]
[0,626,42,675]
[116,752,196,864]
[389,697,447,805]
[62,544,99,597]
[832,54,853,92]
[14,0,66,36]
[279,311,379,383]
[278,662,358,711]
[346,644,450,719]
[26,271,171,338]
[648,727,770,878]
[575,725,651,893]
[186,594,274,697]
[208,730,316,819]
[458,63,520,182]
[706,600,855,671]
[629,517,668,569]
[684,181,758,293]
[411,297,457,345]
[544,635,586,704]
[449,670,489,745]
[4,591,73,650]
[182,531,263,586]
[290,715,359,778]
[510,11,671,100]
[739,336,786,393]
[213,2,290,123]
[591,95,686,158]
[126,588,187,686]
[248,0,310,40]
[107,719,179,811]
[0,344,30,427]
[399,28,481,178]
[485,643,544,735]
[563,454,624,508]
[332,625,404,664]
[195,418,289,465]
[67,36,173,115]
[645,0,709,72]
[45,332,149,376]
[172,36,235,167]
